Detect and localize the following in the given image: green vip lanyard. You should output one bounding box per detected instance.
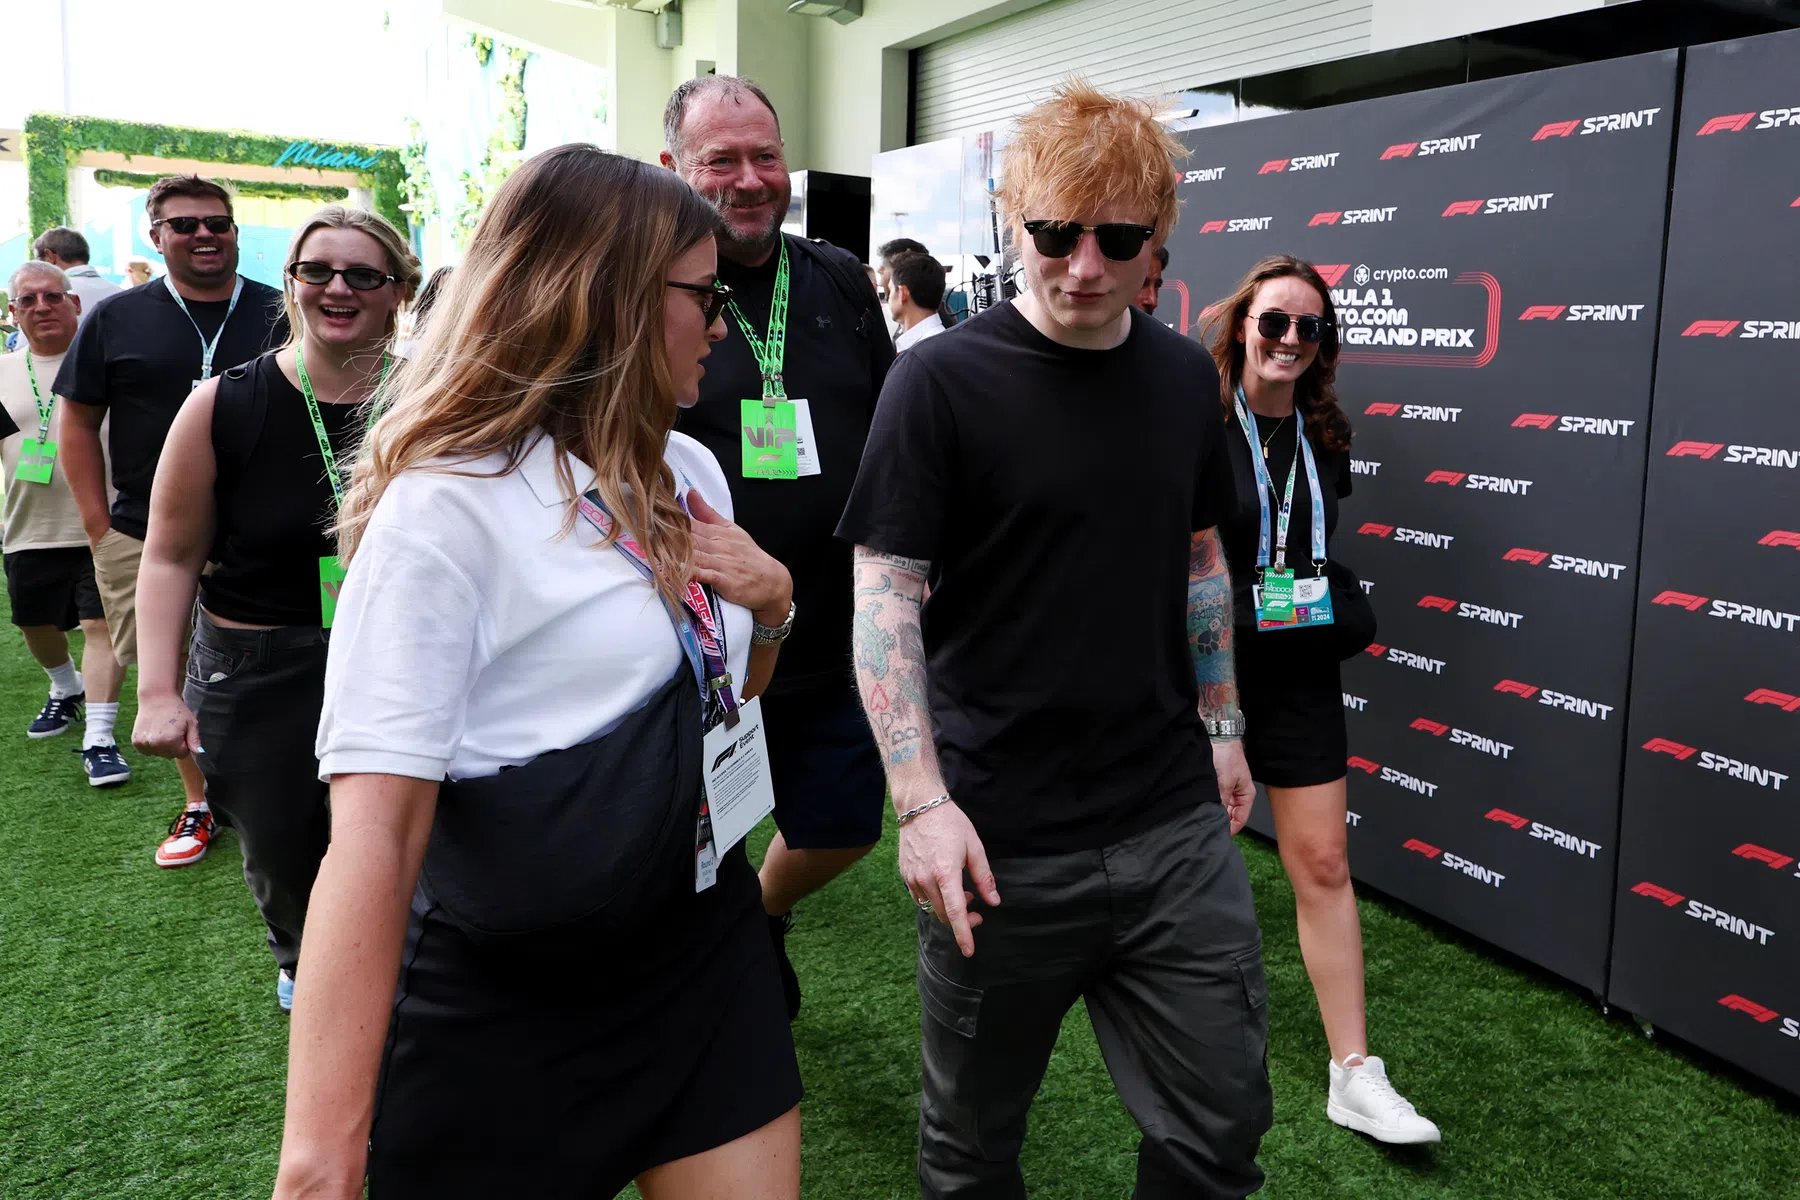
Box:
[15,352,57,485]
[728,238,799,479]
[297,347,390,626]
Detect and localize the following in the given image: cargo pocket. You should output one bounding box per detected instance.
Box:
[919,948,983,1038]
[1233,946,1270,1077]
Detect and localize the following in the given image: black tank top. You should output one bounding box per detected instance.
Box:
[199,354,365,626]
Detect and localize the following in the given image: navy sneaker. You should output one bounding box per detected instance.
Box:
[28,692,84,739]
[78,743,132,788]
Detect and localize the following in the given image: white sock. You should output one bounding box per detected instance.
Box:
[84,702,119,749]
[46,659,82,698]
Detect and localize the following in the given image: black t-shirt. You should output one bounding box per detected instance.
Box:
[199,355,361,627]
[53,277,288,539]
[836,302,1236,857]
[1219,405,1352,628]
[675,235,892,695]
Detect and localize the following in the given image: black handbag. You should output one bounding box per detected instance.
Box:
[1325,558,1378,660]
[418,666,701,942]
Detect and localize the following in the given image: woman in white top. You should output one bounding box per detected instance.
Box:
[273,145,800,1200]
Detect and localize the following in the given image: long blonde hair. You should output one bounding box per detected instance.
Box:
[335,145,721,607]
[280,204,421,344]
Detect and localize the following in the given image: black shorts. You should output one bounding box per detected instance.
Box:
[4,547,104,631]
[762,685,887,850]
[1235,627,1348,789]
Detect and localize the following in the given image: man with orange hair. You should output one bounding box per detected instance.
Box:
[840,81,1270,1197]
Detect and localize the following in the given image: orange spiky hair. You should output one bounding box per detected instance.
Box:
[997,77,1188,244]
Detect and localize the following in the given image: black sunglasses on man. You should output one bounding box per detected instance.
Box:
[150,215,235,236]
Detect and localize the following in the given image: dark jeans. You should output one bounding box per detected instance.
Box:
[184,609,330,977]
[917,802,1272,1199]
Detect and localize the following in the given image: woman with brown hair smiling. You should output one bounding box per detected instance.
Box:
[273,145,801,1199]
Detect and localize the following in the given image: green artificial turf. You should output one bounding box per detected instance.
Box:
[0,609,1794,1197]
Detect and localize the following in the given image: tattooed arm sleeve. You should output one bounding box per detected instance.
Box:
[1189,527,1243,725]
[851,546,949,808]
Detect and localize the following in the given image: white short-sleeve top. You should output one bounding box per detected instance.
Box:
[315,431,752,782]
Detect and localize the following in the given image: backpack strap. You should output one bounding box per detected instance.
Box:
[210,354,273,485]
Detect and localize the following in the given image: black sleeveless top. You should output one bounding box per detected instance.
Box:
[199,354,365,626]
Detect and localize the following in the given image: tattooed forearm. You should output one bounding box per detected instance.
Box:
[1188,528,1242,724]
[851,548,947,795]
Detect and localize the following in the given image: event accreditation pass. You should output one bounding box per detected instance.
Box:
[319,556,348,629]
[16,438,56,485]
[697,696,777,891]
[739,399,822,479]
[1254,574,1336,632]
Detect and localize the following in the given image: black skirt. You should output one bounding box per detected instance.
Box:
[368,841,801,1197]
[1235,624,1350,789]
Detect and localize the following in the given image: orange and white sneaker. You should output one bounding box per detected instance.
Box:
[155,803,217,869]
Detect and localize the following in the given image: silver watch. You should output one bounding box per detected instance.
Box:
[1204,716,1245,739]
[752,600,797,646]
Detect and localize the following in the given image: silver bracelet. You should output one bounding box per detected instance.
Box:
[896,794,952,826]
[1205,716,1246,740]
[751,600,796,646]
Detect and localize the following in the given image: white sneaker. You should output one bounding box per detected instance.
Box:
[1327,1055,1442,1144]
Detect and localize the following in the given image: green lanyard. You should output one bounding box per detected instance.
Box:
[726,237,790,402]
[24,351,51,441]
[295,347,391,508]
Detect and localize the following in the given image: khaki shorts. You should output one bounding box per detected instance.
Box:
[92,529,144,667]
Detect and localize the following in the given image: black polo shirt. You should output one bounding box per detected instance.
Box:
[836,302,1236,857]
[53,277,288,539]
[675,234,892,696]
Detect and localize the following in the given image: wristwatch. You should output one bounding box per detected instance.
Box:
[1204,716,1246,740]
[752,600,797,646]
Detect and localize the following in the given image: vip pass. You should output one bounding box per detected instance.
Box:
[731,238,803,480]
[16,352,57,485]
[1234,384,1335,631]
[298,347,389,629]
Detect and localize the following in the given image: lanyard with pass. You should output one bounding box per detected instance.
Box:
[299,347,391,628]
[1234,384,1333,629]
[15,352,58,485]
[575,484,776,892]
[728,238,800,479]
[165,274,244,385]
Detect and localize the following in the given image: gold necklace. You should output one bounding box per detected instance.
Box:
[1258,412,1292,454]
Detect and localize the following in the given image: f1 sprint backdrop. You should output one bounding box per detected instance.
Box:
[1165,50,1680,995]
[1609,28,1800,1096]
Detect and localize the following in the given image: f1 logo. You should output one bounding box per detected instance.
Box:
[1260,159,1289,174]
[1485,808,1530,830]
[1746,688,1800,712]
[1494,680,1541,699]
[1403,838,1442,859]
[1424,470,1467,485]
[1667,441,1725,459]
[1758,530,1800,549]
[1365,402,1402,416]
[1410,718,1450,736]
[1732,843,1797,870]
[1643,737,1698,761]
[1512,413,1558,429]
[1200,220,1227,234]
[1681,320,1740,337]
[1381,143,1418,160]
[1519,305,1566,320]
[1651,590,1708,611]
[1719,994,1781,1022]
[1346,755,1381,774]
[1696,113,1756,136]
[1631,881,1685,907]
[1503,548,1549,565]
[1363,644,1387,658]
[1442,200,1484,217]
[1533,120,1581,140]
[1358,523,1395,538]
[1417,595,1458,612]
[1309,212,1342,226]
[1314,264,1351,287]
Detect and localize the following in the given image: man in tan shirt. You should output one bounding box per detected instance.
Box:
[1,262,129,785]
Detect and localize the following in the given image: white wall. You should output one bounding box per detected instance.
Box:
[1369,0,1619,51]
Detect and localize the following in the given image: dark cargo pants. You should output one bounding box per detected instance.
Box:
[917,801,1272,1199]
